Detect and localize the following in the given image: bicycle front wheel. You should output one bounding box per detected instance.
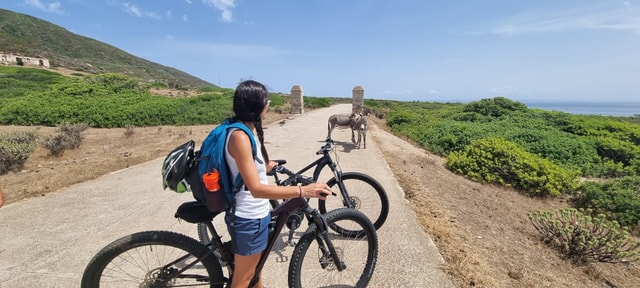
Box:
[288,208,378,288]
[320,172,389,230]
[81,230,225,288]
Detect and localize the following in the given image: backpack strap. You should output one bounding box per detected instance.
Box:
[224,121,262,205]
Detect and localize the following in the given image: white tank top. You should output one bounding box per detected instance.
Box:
[224,127,270,219]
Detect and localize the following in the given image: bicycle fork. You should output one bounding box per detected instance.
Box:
[330,164,356,210]
[309,208,347,271]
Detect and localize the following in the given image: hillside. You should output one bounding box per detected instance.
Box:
[0,8,212,89]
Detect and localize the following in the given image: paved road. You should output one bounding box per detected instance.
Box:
[0,104,454,287]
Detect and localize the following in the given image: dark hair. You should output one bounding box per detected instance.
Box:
[232,80,270,163]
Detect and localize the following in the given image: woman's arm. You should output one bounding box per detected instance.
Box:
[227,130,330,200]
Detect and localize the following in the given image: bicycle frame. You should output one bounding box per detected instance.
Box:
[271,139,355,210]
[200,196,345,286]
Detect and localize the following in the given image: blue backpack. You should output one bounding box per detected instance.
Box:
[195,118,258,212]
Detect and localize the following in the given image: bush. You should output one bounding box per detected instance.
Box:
[124,125,135,138]
[446,137,579,196]
[0,131,39,174]
[42,122,88,156]
[576,177,640,228]
[529,208,640,264]
[462,97,527,118]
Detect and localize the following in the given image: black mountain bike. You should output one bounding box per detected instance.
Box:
[81,196,378,287]
[197,138,389,245]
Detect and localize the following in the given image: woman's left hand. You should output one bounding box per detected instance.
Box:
[266,160,279,173]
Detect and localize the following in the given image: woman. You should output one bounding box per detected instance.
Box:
[225,80,331,288]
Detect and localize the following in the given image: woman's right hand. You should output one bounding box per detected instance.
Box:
[302,183,334,200]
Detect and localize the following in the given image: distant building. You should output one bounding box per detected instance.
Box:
[0,53,50,68]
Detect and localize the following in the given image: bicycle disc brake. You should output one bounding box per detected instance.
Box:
[143,266,176,287]
[317,246,344,271]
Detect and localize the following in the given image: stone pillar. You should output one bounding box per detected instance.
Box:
[290,85,304,114]
[352,85,364,114]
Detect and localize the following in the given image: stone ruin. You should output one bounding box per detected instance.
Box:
[352,85,364,114]
[290,85,304,114]
[0,53,50,68]
[287,84,365,115]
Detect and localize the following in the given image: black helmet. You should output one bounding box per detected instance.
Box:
[162,140,195,192]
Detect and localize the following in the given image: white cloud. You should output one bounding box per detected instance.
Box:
[429,89,439,94]
[24,0,66,15]
[202,0,235,23]
[489,4,640,36]
[122,3,162,19]
[183,15,189,22]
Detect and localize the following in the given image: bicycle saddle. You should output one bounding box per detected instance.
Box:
[175,201,222,224]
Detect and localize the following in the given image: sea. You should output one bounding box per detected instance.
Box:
[522,101,640,117]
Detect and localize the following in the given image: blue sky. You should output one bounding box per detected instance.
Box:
[3,0,640,102]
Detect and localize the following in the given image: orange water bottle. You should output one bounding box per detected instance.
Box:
[202,169,221,192]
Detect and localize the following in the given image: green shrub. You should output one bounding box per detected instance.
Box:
[529,208,640,264]
[446,137,579,196]
[304,97,331,109]
[0,131,39,174]
[462,97,527,118]
[577,177,640,228]
[594,136,638,169]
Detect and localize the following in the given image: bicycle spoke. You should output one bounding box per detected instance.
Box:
[82,231,224,288]
[289,209,377,288]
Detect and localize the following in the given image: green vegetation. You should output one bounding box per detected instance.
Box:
[0,8,212,89]
[367,97,640,234]
[0,130,39,174]
[528,208,640,264]
[0,66,348,175]
[447,137,579,196]
[373,97,640,181]
[577,177,640,228]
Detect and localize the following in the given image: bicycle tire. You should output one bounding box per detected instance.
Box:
[320,172,389,231]
[288,208,378,288]
[81,230,225,288]
[197,222,212,246]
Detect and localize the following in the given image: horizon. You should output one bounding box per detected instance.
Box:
[2,1,640,103]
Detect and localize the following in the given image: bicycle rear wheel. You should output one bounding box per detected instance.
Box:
[288,208,378,288]
[81,230,225,288]
[320,172,389,231]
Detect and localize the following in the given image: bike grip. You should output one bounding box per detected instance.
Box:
[320,191,337,197]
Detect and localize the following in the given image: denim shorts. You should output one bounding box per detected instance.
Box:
[225,212,270,256]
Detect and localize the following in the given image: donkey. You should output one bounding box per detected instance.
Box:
[354,113,369,149]
[327,113,361,143]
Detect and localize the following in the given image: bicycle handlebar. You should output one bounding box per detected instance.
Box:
[316,138,335,155]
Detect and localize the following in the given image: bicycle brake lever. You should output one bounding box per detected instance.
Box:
[320,191,337,197]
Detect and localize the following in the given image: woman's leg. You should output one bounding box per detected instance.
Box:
[226,213,270,287]
[231,252,263,288]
